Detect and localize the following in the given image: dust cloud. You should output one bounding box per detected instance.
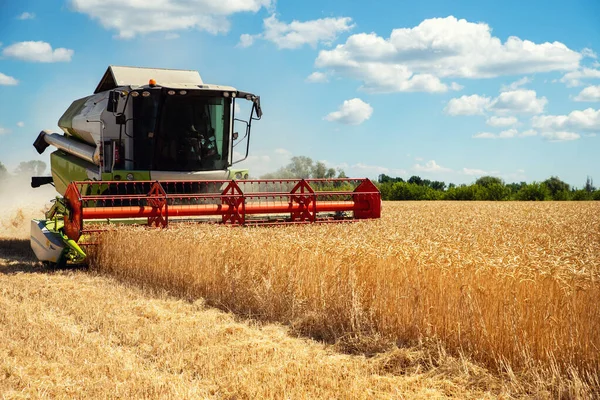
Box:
[0,177,57,239]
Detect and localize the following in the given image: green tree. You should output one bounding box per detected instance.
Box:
[543,176,570,200]
[288,156,314,179]
[312,161,328,179]
[15,160,46,177]
[475,176,504,188]
[585,176,596,193]
[325,168,337,179]
[515,183,550,201]
[408,175,423,185]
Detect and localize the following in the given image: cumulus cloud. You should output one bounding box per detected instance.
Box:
[473,129,536,139]
[70,0,272,39]
[0,127,10,135]
[239,14,354,49]
[472,132,496,139]
[0,72,18,85]
[17,12,35,20]
[488,89,547,114]
[412,160,451,173]
[16,122,25,128]
[315,16,582,93]
[486,116,518,127]
[446,89,546,116]
[500,76,531,91]
[305,71,329,83]
[444,94,491,115]
[3,41,73,62]
[324,98,373,125]
[540,132,580,142]
[237,33,255,48]
[462,167,491,176]
[581,48,597,59]
[532,108,600,132]
[573,85,600,102]
[559,67,600,87]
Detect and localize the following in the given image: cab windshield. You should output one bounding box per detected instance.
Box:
[153,94,231,171]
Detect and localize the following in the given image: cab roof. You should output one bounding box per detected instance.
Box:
[94,65,236,93]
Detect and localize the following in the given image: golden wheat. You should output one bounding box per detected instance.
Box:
[91,201,600,396]
[0,240,505,399]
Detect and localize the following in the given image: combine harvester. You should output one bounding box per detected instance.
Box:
[30,66,381,266]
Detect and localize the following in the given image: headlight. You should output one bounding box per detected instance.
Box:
[167,90,176,95]
[130,91,140,97]
[142,91,150,97]
[126,173,134,181]
[223,92,230,98]
[235,172,242,179]
[179,90,187,95]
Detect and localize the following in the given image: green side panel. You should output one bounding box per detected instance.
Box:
[50,151,96,195]
[102,171,151,181]
[58,96,92,139]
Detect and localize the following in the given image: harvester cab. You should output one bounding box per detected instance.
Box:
[30,66,381,266]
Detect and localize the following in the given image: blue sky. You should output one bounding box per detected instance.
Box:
[0,0,599,187]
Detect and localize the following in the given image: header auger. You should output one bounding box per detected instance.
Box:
[30,66,381,266]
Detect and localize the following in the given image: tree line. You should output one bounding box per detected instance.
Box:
[378,174,600,201]
[0,160,47,180]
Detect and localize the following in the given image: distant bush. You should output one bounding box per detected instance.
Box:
[572,190,592,201]
[515,183,550,201]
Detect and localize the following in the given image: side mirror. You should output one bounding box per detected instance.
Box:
[107,90,119,113]
[232,132,239,140]
[253,97,262,118]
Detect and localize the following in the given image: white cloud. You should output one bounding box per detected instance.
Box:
[473,129,536,139]
[16,122,25,128]
[584,133,597,137]
[0,127,10,135]
[324,98,373,125]
[412,160,451,173]
[164,33,180,40]
[532,108,600,132]
[3,41,73,62]
[274,148,292,156]
[444,94,491,115]
[582,48,597,59]
[574,85,600,102]
[472,132,496,139]
[462,167,490,176]
[0,72,18,85]
[315,16,582,93]
[500,76,531,91]
[241,14,354,49]
[237,33,255,48]
[540,131,580,142]
[498,128,518,138]
[17,12,35,20]
[486,116,518,127]
[559,67,600,87]
[489,89,547,114]
[70,0,272,39]
[305,71,329,83]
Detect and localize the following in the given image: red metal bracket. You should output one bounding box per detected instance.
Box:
[221,180,245,225]
[290,179,316,222]
[147,181,168,228]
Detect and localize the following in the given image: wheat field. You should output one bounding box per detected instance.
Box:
[90,201,600,397]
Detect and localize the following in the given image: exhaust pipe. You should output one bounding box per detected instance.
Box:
[33,130,100,165]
